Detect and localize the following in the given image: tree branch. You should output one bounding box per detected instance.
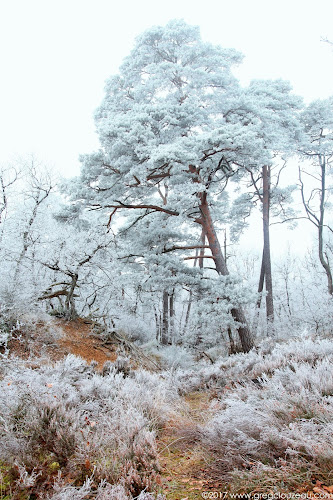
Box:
[299,166,320,226]
[183,255,216,260]
[245,166,263,202]
[96,202,179,217]
[163,245,210,253]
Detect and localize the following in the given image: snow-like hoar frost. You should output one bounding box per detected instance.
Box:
[191,335,333,480]
[0,354,177,498]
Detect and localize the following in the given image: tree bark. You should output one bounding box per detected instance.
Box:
[199,194,228,275]
[160,184,172,344]
[257,249,265,307]
[299,157,333,296]
[252,248,265,333]
[183,229,205,335]
[65,272,79,320]
[199,192,254,352]
[183,290,193,337]
[318,157,333,295]
[262,165,274,331]
[198,228,205,270]
[169,291,175,342]
[227,327,237,354]
[154,306,161,341]
[161,290,169,345]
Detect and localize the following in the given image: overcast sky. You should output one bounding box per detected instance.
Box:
[0,0,332,179]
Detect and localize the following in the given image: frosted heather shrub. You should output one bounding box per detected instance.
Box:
[48,478,166,499]
[198,335,333,488]
[0,354,178,498]
[173,334,333,394]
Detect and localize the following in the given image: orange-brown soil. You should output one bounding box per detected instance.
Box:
[56,317,118,368]
[7,317,118,369]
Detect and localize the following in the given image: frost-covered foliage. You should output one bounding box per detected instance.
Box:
[0,174,127,324]
[184,274,256,348]
[192,335,333,491]
[297,98,333,298]
[66,19,305,349]
[47,479,165,500]
[270,249,333,337]
[227,246,333,341]
[173,334,333,393]
[147,344,200,370]
[0,314,12,350]
[1,21,333,359]
[0,354,177,498]
[0,307,60,359]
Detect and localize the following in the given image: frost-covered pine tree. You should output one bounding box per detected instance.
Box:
[72,20,302,351]
[226,80,302,332]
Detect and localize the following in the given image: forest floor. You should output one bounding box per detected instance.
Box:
[6,318,333,499]
[7,317,224,498]
[58,320,226,499]
[56,321,228,498]
[157,391,225,500]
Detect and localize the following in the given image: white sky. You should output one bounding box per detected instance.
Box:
[0,0,332,256]
[0,0,332,178]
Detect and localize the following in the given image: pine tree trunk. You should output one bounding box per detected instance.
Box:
[160,188,171,344]
[169,291,175,342]
[227,327,237,354]
[183,290,192,335]
[198,228,205,270]
[257,249,265,305]
[199,193,254,352]
[262,165,274,331]
[161,290,169,345]
[183,231,205,335]
[154,306,161,341]
[252,249,265,333]
[65,273,78,320]
[199,195,228,275]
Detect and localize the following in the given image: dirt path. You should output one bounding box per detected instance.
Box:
[158,391,224,499]
[9,317,223,498]
[51,321,225,498]
[57,323,224,498]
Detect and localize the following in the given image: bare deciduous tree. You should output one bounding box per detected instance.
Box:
[299,98,333,296]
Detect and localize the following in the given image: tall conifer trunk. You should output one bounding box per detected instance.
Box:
[183,230,205,335]
[169,291,175,341]
[262,165,274,330]
[160,185,171,344]
[199,192,254,352]
[252,249,265,333]
[161,290,169,345]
